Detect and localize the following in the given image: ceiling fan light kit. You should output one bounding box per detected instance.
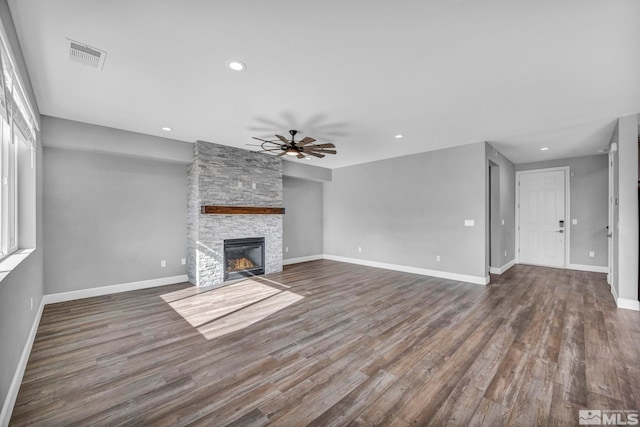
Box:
[250,129,337,160]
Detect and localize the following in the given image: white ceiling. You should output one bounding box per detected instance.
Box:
[8,0,640,168]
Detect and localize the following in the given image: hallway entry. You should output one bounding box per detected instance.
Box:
[517,168,568,268]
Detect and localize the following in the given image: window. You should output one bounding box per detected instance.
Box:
[0,33,37,261]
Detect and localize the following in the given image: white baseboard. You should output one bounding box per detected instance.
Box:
[489,259,516,275]
[607,282,638,311]
[616,298,640,311]
[0,298,45,427]
[611,283,619,302]
[567,263,609,274]
[282,254,324,266]
[43,275,189,304]
[322,254,488,285]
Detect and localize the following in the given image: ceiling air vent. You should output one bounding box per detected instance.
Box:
[67,39,107,70]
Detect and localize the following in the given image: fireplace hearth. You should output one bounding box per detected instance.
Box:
[223,237,265,281]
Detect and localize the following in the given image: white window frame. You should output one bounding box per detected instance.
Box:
[0,23,37,262]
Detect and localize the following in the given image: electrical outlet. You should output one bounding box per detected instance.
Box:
[252,182,256,190]
[464,219,475,227]
[504,250,507,257]
[358,246,362,253]
[572,219,578,225]
[285,247,289,253]
[589,251,595,258]
[436,255,441,262]
[161,260,166,267]
[237,182,243,188]
[501,219,505,225]
[181,258,186,265]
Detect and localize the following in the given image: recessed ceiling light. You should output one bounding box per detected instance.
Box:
[226,59,247,71]
[540,147,549,151]
[161,127,172,132]
[395,134,403,139]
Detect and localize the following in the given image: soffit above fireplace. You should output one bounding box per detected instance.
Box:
[201,206,285,215]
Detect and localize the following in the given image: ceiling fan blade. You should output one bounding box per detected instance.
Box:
[276,151,288,157]
[305,152,325,158]
[297,136,316,146]
[275,134,290,144]
[296,153,305,159]
[303,146,336,153]
[307,143,335,149]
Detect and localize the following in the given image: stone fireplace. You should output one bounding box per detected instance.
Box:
[187,141,283,287]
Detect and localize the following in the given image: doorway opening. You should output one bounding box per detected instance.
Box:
[516,167,570,268]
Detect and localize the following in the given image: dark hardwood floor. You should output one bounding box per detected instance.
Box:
[10,261,640,426]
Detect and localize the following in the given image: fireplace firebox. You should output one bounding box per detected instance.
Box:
[223,237,265,281]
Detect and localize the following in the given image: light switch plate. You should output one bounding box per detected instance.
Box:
[572,219,578,225]
[464,219,475,227]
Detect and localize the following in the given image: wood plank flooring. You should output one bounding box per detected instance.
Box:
[10,261,640,426]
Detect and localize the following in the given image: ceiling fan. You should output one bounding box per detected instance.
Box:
[249,130,337,159]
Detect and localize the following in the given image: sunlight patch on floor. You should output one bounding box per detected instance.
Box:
[161,278,304,340]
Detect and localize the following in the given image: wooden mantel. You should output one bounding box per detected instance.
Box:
[201,206,285,215]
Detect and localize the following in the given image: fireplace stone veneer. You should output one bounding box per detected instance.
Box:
[187,141,283,287]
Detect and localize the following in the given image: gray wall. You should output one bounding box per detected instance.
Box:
[283,176,323,259]
[41,115,193,163]
[44,146,188,294]
[283,160,332,182]
[486,143,516,270]
[516,154,608,267]
[282,159,332,182]
[0,0,44,417]
[324,142,487,280]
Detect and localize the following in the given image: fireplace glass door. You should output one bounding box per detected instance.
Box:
[223,237,265,280]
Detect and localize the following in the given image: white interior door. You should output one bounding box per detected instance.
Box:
[518,170,566,267]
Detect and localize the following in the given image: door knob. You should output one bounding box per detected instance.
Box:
[556,230,564,233]
[607,232,612,238]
